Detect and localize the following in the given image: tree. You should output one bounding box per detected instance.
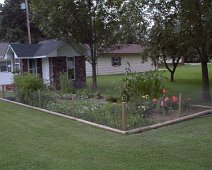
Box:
[130,0,211,101]
[31,0,125,90]
[135,0,185,82]
[0,0,44,43]
[178,0,212,101]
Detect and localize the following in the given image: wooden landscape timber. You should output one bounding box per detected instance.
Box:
[0,98,211,135]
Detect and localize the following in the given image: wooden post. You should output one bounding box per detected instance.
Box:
[2,85,5,99]
[178,93,182,116]
[122,102,127,130]
[24,0,32,44]
[38,90,41,108]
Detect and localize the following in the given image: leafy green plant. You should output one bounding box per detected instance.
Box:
[46,100,122,128]
[75,89,95,99]
[14,74,44,105]
[59,72,73,94]
[120,71,167,102]
[106,95,119,103]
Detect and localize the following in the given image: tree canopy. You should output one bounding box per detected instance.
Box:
[31,0,127,89]
[131,0,212,101]
[0,0,44,43]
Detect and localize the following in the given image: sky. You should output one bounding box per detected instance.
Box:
[0,0,4,4]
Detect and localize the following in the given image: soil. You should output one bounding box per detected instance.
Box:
[148,107,207,123]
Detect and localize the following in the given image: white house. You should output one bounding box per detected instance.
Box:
[0,43,13,86]
[86,44,154,77]
[0,39,90,89]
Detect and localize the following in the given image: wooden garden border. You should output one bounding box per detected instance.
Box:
[0,98,211,135]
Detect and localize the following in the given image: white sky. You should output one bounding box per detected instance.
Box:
[0,0,4,4]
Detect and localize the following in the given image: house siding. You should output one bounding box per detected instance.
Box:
[0,72,13,85]
[21,59,28,73]
[86,54,154,76]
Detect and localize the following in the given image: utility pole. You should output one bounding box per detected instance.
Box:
[24,0,32,44]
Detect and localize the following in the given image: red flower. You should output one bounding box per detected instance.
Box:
[162,89,167,95]
[172,96,178,102]
[164,97,169,102]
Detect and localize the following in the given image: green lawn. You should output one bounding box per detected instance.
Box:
[91,64,212,102]
[0,100,212,170]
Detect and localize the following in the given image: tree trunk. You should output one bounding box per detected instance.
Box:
[195,0,211,102]
[92,59,97,90]
[163,57,181,82]
[90,47,97,90]
[201,42,211,102]
[170,71,174,82]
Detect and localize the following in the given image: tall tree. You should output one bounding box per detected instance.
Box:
[178,0,212,101]
[130,0,211,101]
[141,0,187,82]
[31,0,125,90]
[0,0,44,43]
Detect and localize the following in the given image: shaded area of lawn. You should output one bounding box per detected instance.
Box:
[89,64,212,102]
[0,101,212,170]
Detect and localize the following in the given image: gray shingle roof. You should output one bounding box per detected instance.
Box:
[0,43,9,58]
[10,39,64,58]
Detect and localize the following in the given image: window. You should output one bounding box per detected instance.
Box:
[13,59,20,73]
[67,57,75,79]
[28,59,37,74]
[112,57,121,66]
[0,60,12,72]
[14,59,20,69]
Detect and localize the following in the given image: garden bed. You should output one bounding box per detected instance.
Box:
[41,95,212,130]
[2,86,211,131]
[147,107,207,124]
[0,98,211,135]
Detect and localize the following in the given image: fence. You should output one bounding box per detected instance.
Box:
[1,84,195,131]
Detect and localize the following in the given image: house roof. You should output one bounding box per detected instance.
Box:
[9,39,64,58]
[0,43,9,58]
[105,44,144,54]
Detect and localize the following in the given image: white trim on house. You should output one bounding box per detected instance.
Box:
[19,56,47,59]
[42,58,50,84]
[4,45,19,59]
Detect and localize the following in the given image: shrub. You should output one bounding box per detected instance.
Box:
[46,99,153,129]
[59,72,73,94]
[14,73,43,92]
[14,74,44,105]
[120,71,167,102]
[46,100,122,128]
[75,89,95,99]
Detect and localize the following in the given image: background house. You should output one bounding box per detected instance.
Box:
[0,43,12,87]
[1,39,89,88]
[86,44,154,77]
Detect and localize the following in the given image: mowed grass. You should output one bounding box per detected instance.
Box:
[166,64,212,102]
[0,100,212,170]
[91,64,212,102]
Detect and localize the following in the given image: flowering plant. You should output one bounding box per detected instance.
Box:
[129,89,180,118]
[152,89,178,114]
